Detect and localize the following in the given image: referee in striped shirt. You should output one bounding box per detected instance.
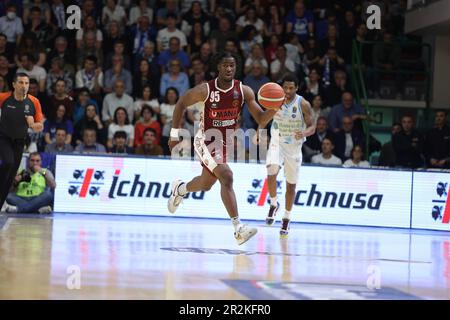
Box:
[0,73,44,211]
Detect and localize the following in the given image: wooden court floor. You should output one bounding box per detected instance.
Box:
[0,213,449,300]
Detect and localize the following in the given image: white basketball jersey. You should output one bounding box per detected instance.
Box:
[270,94,306,145]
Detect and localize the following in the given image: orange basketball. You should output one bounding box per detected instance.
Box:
[257,82,285,110]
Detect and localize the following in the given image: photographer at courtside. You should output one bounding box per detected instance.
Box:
[0,73,44,211]
[2,152,56,214]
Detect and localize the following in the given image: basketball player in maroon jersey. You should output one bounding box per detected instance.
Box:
[167,52,279,245]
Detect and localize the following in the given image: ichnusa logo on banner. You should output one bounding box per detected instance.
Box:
[412,172,450,231]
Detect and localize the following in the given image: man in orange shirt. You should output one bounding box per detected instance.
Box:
[0,73,44,211]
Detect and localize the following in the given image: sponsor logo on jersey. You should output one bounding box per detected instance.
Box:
[209,108,239,120]
[233,89,239,99]
[232,99,240,107]
[212,119,236,127]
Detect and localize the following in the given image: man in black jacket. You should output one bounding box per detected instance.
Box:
[334,116,364,162]
[424,110,450,168]
[303,116,335,162]
[392,114,424,168]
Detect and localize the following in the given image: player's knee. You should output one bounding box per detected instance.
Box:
[267,164,279,176]
[220,170,233,188]
[286,183,296,192]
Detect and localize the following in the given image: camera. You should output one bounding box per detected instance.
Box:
[22,171,32,183]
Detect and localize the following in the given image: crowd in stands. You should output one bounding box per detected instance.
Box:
[0,0,448,170]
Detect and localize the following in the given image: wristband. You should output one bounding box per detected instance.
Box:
[170,128,180,138]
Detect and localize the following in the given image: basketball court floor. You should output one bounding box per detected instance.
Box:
[0,213,449,300]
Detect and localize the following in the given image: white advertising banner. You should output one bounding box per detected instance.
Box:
[55,155,413,228]
[411,171,450,231]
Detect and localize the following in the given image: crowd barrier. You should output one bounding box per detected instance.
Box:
[53,154,450,232]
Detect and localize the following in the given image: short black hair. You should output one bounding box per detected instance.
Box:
[141,104,154,117]
[0,33,6,40]
[351,144,365,160]
[143,127,157,136]
[114,39,126,47]
[281,73,299,87]
[55,127,67,134]
[13,72,30,83]
[84,55,97,65]
[113,130,127,140]
[29,78,38,86]
[166,13,177,20]
[435,109,447,116]
[322,137,335,146]
[215,51,235,65]
[30,6,41,14]
[217,51,235,62]
[401,113,415,121]
[20,52,35,63]
[77,87,90,95]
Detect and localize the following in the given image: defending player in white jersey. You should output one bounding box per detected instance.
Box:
[264,74,316,237]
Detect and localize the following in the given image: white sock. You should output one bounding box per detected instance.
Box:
[231,216,241,232]
[270,197,277,206]
[283,210,291,220]
[177,182,187,196]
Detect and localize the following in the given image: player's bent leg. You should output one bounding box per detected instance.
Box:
[186,167,218,192]
[280,218,291,238]
[214,164,238,217]
[266,165,281,226]
[281,153,300,237]
[214,164,257,245]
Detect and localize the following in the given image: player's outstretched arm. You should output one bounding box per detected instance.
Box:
[169,83,208,151]
[243,85,278,128]
[295,99,316,140]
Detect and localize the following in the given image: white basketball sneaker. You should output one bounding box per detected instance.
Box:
[234,224,258,245]
[168,179,185,213]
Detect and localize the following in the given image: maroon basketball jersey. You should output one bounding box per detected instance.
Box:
[201,78,244,141]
